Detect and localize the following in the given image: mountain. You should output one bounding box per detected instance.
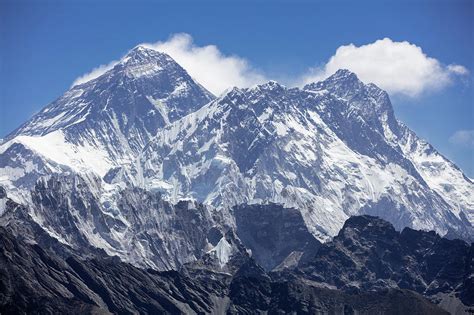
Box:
[1,179,469,313]
[7,46,214,141]
[0,46,214,201]
[0,223,450,315]
[138,70,473,242]
[0,46,472,276]
[0,225,224,314]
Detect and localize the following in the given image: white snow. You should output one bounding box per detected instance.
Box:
[146,96,170,124]
[2,131,114,177]
[208,237,234,267]
[399,127,474,224]
[125,62,162,78]
[0,198,6,216]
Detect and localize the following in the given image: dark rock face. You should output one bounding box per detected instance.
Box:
[0,226,447,315]
[300,215,474,311]
[234,203,321,271]
[0,186,6,199]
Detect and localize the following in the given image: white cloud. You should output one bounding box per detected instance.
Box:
[141,33,267,95]
[449,130,474,148]
[301,38,469,97]
[71,60,118,87]
[447,64,469,75]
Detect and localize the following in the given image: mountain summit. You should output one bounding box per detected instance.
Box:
[8,46,214,141]
[0,47,214,198]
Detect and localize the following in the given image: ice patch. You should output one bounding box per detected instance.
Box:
[208,236,233,267]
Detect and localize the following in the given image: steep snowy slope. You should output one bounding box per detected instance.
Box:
[139,71,473,241]
[0,46,214,201]
[398,125,474,227]
[7,46,213,141]
[305,70,474,230]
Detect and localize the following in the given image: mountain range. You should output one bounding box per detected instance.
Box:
[0,45,473,314]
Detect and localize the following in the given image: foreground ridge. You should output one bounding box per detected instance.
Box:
[1,214,464,314]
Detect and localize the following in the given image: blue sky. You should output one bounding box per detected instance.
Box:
[1,0,473,175]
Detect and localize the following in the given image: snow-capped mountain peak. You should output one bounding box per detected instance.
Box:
[251,80,286,92]
[305,69,391,114]
[113,46,180,80]
[121,45,163,61]
[304,69,362,94]
[325,68,360,83]
[0,47,214,200]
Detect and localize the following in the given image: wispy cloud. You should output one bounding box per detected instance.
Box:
[449,130,474,148]
[300,38,469,97]
[71,60,119,87]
